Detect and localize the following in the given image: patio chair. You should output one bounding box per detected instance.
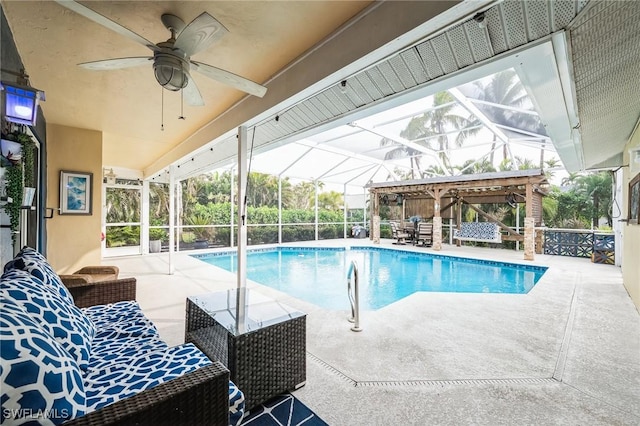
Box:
[390,222,410,245]
[416,222,433,247]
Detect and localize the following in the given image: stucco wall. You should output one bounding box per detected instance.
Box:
[46,124,102,273]
[623,125,640,311]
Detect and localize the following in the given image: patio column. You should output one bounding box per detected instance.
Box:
[343,184,347,239]
[230,169,235,247]
[372,190,380,244]
[236,125,248,333]
[456,198,462,247]
[432,188,442,251]
[278,176,283,244]
[314,180,319,241]
[363,187,367,233]
[168,165,175,275]
[524,182,534,261]
[141,180,150,255]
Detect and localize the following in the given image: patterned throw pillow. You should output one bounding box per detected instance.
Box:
[8,247,74,304]
[1,269,96,370]
[1,296,86,425]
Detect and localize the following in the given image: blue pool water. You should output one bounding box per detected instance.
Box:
[194,247,547,310]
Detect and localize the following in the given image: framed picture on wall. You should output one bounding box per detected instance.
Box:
[629,172,640,225]
[60,170,92,215]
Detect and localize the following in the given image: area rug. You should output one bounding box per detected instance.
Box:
[240,393,329,426]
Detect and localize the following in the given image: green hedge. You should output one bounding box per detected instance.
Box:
[109,201,371,247]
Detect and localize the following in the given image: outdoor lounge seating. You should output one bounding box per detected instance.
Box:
[390,222,410,244]
[453,222,502,243]
[59,265,120,286]
[1,247,244,426]
[415,222,433,246]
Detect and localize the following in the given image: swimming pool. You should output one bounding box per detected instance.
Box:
[194,247,547,310]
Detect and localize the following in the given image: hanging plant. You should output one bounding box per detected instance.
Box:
[5,162,23,243]
[15,131,35,187]
[1,127,35,243]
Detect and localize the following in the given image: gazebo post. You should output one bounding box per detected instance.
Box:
[524,182,535,260]
[372,190,380,244]
[456,197,462,247]
[432,188,442,251]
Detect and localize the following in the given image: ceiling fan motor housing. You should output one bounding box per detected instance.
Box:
[153,46,189,91]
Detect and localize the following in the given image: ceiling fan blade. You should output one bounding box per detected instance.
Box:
[79,57,152,70]
[191,61,267,98]
[174,12,228,56]
[53,0,157,51]
[183,72,205,106]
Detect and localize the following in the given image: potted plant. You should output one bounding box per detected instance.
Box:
[186,213,213,249]
[149,227,166,253]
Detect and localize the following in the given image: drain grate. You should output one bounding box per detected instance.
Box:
[308,352,558,388]
[307,352,356,386]
[356,377,558,387]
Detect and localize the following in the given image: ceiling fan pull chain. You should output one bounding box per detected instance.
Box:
[179,88,185,120]
[161,87,164,131]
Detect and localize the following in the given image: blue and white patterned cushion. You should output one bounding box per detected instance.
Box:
[82,300,150,329]
[1,296,86,425]
[454,222,501,241]
[87,335,168,372]
[82,300,139,324]
[6,247,74,304]
[83,343,212,412]
[82,300,159,342]
[1,269,96,371]
[229,380,245,426]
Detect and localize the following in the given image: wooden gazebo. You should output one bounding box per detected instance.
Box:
[367,169,549,260]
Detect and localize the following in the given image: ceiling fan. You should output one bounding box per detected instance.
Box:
[53,0,267,106]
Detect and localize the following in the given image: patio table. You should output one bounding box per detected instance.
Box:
[185,289,306,409]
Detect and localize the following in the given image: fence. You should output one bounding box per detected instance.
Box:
[542,228,615,264]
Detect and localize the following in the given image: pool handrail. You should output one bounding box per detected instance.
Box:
[347,260,362,332]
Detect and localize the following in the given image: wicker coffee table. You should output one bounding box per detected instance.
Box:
[185,289,306,409]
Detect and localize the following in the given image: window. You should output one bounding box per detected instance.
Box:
[629,173,640,225]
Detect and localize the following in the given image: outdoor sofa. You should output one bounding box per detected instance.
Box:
[1,247,244,426]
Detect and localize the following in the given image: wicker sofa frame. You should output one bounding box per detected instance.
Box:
[62,277,231,426]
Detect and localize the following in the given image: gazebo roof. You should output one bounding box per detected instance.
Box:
[367,169,548,203]
[366,169,547,189]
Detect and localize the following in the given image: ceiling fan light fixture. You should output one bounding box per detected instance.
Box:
[153,54,188,91]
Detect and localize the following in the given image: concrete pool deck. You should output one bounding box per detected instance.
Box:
[106,240,640,425]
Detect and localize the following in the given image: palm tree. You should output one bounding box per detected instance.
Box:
[498,156,538,172]
[288,181,317,210]
[468,70,546,164]
[317,191,344,211]
[575,172,613,228]
[106,187,140,223]
[247,172,280,207]
[380,137,423,179]
[561,172,581,187]
[149,182,170,224]
[458,158,496,175]
[401,91,478,174]
[380,91,478,178]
